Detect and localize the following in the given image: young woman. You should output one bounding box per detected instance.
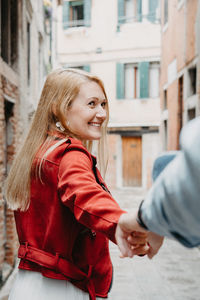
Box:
[5,68,148,300]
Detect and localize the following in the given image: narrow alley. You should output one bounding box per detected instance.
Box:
[1,1,200,299]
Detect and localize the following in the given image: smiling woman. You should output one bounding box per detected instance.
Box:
[66,81,107,141]
[5,68,148,300]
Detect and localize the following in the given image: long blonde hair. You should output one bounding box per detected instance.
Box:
[5,68,109,211]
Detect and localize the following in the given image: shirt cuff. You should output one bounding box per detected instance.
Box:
[136,200,149,230]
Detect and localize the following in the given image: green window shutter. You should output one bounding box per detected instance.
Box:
[137,0,142,22]
[83,65,90,72]
[116,63,125,100]
[84,0,91,27]
[148,0,158,23]
[63,1,69,30]
[118,0,125,26]
[139,62,149,98]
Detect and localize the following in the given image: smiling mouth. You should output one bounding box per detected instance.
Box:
[88,122,101,127]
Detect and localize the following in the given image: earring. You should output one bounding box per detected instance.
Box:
[67,121,70,127]
[56,122,65,132]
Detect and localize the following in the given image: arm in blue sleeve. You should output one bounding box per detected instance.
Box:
[141,117,200,247]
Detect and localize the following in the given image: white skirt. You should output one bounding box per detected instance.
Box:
[9,269,103,300]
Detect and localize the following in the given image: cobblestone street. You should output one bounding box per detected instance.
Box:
[109,189,200,300]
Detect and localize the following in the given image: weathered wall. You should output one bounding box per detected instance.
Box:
[160,0,200,150]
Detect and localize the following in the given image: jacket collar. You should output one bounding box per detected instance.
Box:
[48,130,83,146]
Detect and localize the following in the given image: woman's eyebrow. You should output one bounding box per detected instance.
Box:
[88,97,107,101]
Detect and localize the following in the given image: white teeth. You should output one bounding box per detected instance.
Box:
[89,123,100,127]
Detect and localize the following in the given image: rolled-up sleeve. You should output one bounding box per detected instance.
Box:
[58,150,125,242]
[141,118,200,247]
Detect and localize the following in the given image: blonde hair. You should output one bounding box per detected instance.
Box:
[5,68,109,211]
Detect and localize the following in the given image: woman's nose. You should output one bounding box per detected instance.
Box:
[96,106,106,119]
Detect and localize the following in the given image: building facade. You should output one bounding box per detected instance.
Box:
[57,0,161,189]
[0,0,60,288]
[160,0,200,150]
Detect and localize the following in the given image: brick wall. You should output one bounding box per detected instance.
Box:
[160,0,200,150]
[0,74,20,284]
[0,76,5,283]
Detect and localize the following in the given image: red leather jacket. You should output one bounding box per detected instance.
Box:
[15,137,125,299]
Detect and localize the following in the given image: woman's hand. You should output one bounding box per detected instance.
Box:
[115,216,149,258]
[115,212,164,258]
[127,231,149,256]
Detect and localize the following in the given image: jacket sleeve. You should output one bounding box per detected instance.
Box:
[57,150,125,243]
[141,117,200,248]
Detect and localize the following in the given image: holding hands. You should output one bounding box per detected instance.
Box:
[115,210,164,259]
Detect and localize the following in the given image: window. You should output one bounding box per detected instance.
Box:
[62,0,91,29]
[188,66,197,97]
[117,61,160,100]
[178,76,183,134]
[163,89,167,110]
[4,99,14,175]
[188,108,196,121]
[125,64,139,98]
[148,0,160,23]
[27,21,31,85]
[118,0,142,24]
[164,0,168,25]
[69,1,84,27]
[149,62,159,98]
[1,0,18,69]
[74,65,91,72]
[164,120,168,150]
[125,0,140,23]
[62,64,90,72]
[118,0,159,27]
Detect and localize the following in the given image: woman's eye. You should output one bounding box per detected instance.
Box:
[88,101,95,107]
[101,101,107,108]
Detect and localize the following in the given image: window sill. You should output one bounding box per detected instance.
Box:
[63,26,90,35]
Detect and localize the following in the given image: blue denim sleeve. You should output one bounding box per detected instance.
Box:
[141,117,200,248]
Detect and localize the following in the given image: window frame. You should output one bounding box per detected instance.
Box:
[188,66,197,97]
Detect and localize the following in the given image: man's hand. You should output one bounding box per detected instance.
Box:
[115,211,164,259]
[115,211,149,257]
[147,232,164,259]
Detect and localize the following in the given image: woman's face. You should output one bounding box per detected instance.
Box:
[66,81,107,141]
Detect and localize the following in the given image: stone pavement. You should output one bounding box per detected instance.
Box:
[1,188,200,300]
[108,188,200,300]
